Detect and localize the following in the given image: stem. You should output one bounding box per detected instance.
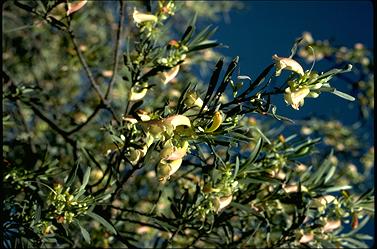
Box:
[105,0,125,99]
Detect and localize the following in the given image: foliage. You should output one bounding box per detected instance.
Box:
[2,1,374,248]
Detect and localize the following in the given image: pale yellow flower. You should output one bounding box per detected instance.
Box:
[129,83,148,101]
[284,87,310,110]
[322,220,341,232]
[162,65,180,84]
[133,9,157,24]
[160,140,189,161]
[272,54,304,76]
[299,231,314,243]
[214,195,233,213]
[205,111,223,133]
[163,115,191,130]
[158,158,183,182]
[67,0,87,16]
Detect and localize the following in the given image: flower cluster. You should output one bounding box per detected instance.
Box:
[47,184,91,224]
[273,54,353,110]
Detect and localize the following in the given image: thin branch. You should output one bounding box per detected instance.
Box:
[68,30,107,103]
[25,101,76,146]
[15,100,36,154]
[105,0,125,99]
[67,103,103,135]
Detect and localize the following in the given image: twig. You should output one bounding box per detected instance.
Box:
[68,30,107,103]
[67,103,103,135]
[105,0,125,99]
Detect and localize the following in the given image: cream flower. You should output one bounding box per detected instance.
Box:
[163,115,191,130]
[284,87,310,110]
[158,158,183,182]
[160,140,189,161]
[214,195,233,213]
[67,0,87,16]
[133,9,158,24]
[162,65,180,84]
[184,91,207,110]
[272,54,304,76]
[299,231,314,243]
[322,220,341,232]
[129,83,148,101]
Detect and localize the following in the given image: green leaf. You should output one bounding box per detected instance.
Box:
[65,161,80,187]
[331,89,355,101]
[243,137,263,167]
[323,185,352,193]
[79,167,91,193]
[253,127,271,144]
[289,37,303,58]
[232,156,240,180]
[86,211,117,235]
[78,222,91,244]
[324,165,336,184]
[354,233,373,240]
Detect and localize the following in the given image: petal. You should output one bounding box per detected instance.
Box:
[164,115,191,129]
[133,9,157,24]
[162,65,180,84]
[67,0,87,15]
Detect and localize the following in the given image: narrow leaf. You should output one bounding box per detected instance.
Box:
[86,211,117,235]
[331,89,355,101]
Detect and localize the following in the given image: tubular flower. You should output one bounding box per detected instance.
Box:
[160,140,189,161]
[272,54,304,76]
[129,83,148,101]
[163,115,191,130]
[67,0,87,15]
[162,65,180,84]
[284,87,310,110]
[322,220,341,232]
[213,195,233,213]
[184,91,207,110]
[158,158,183,182]
[205,111,223,133]
[133,9,158,24]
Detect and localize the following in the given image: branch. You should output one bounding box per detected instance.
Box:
[67,103,103,135]
[105,0,125,99]
[68,30,106,103]
[25,101,76,146]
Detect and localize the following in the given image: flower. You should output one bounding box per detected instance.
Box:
[284,87,310,110]
[184,91,207,110]
[213,195,233,213]
[133,9,158,24]
[162,65,180,84]
[160,140,189,161]
[205,111,223,132]
[67,0,87,16]
[129,83,148,101]
[272,54,304,76]
[322,220,341,232]
[299,231,314,243]
[163,115,191,130]
[158,158,183,182]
